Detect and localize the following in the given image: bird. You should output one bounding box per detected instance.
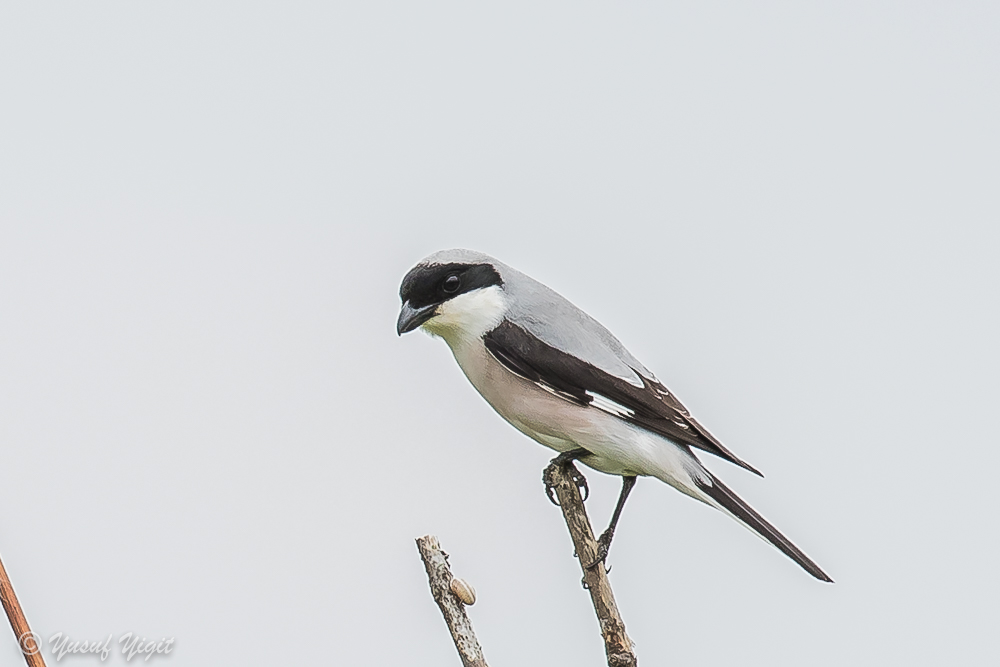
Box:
[396,248,832,582]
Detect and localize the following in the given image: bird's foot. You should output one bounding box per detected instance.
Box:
[543,452,590,505]
[584,529,615,570]
[579,563,611,589]
[542,465,560,505]
[567,465,589,502]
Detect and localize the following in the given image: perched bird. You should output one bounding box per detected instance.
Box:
[397,249,831,582]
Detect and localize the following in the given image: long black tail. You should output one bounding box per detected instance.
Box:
[695,474,833,583]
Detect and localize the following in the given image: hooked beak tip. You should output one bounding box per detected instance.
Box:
[396,301,436,336]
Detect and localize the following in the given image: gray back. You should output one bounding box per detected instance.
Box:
[421,249,653,386]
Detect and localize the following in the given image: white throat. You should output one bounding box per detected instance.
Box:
[421,285,507,346]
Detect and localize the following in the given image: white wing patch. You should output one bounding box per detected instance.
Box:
[536,383,583,405]
[586,391,635,418]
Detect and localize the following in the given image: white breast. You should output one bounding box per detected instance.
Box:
[447,330,695,486]
[421,285,507,342]
[419,287,707,493]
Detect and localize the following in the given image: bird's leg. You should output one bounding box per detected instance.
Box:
[542,448,591,505]
[585,475,637,569]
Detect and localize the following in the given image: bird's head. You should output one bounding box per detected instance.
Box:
[397,249,507,342]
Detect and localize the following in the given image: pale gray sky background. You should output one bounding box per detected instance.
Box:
[1,2,998,665]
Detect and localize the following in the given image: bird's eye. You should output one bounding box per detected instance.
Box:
[442,274,461,294]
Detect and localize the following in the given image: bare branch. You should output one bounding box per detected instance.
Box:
[0,552,47,667]
[416,535,489,667]
[545,462,638,667]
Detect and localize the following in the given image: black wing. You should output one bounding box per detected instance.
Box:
[483,320,762,476]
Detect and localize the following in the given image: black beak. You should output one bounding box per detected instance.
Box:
[396,301,437,335]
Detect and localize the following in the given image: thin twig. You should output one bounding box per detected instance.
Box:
[0,552,47,667]
[416,535,489,667]
[545,462,637,667]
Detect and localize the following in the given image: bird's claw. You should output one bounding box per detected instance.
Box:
[542,465,560,506]
[568,465,589,501]
[542,454,590,505]
[584,529,615,570]
[579,563,611,588]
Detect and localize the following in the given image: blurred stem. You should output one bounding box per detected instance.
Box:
[416,460,637,667]
[0,551,47,667]
[416,535,488,667]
